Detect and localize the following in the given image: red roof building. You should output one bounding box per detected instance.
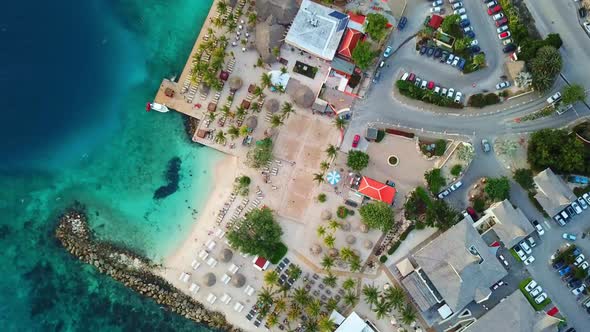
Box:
[357,176,396,205]
[337,28,364,59]
[347,12,366,33]
[252,256,270,271]
[428,15,444,30]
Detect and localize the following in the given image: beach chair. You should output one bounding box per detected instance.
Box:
[206,257,218,268]
[233,302,244,312]
[191,259,201,270]
[198,249,209,260]
[221,273,232,285]
[206,293,217,304]
[228,263,239,274]
[178,272,187,281]
[189,283,200,294]
[221,293,232,304]
[206,239,217,250]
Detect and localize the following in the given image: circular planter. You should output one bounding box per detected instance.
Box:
[387,155,399,166]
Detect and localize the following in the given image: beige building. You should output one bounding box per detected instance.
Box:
[533,168,576,217]
[474,199,534,249]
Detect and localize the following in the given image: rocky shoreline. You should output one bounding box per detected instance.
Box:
[55,203,242,332]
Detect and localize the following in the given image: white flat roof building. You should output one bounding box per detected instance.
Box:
[285,0,349,60]
[333,311,376,332]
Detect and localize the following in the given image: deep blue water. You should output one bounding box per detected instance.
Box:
[0,1,218,330]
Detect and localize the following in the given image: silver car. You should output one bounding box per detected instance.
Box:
[481,139,491,152]
[447,88,455,98]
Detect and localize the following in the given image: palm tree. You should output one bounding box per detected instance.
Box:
[319,160,330,172]
[235,106,246,119]
[212,16,223,28]
[207,111,217,122]
[227,125,240,140]
[323,272,338,288]
[251,102,260,112]
[239,125,249,137]
[349,256,362,272]
[318,315,335,332]
[305,298,322,318]
[292,287,310,307]
[325,144,338,160]
[218,35,228,46]
[323,234,335,248]
[316,225,327,238]
[313,172,325,184]
[281,102,295,119]
[274,296,287,314]
[266,314,278,329]
[321,255,334,270]
[340,247,355,262]
[328,219,340,231]
[257,287,275,307]
[215,131,226,144]
[260,73,272,89]
[342,278,356,291]
[280,66,288,74]
[227,20,237,33]
[333,116,347,130]
[325,298,339,312]
[216,1,227,15]
[286,307,300,326]
[401,303,417,325]
[374,298,391,320]
[256,57,264,68]
[343,291,359,307]
[264,270,279,288]
[220,105,230,117]
[362,284,380,309]
[287,264,302,280]
[253,86,264,98]
[248,12,257,26]
[270,114,283,128]
[384,286,405,310]
[302,319,319,332]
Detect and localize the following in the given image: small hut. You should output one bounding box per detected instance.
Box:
[310,244,322,255]
[245,116,258,130]
[221,248,233,262]
[229,76,243,91]
[264,99,280,113]
[291,85,315,108]
[232,273,246,288]
[363,240,373,250]
[345,235,356,245]
[203,272,216,287]
[321,210,332,221]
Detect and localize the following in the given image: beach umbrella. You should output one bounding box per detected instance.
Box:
[232,273,246,288]
[363,240,373,249]
[310,244,322,255]
[328,248,339,257]
[264,99,280,113]
[326,171,341,185]
[321,210,332,221]
[229,76,243,91]
[203,272,216,287]
[290,85,315,108]
[221,248,233,262]
[345,235,356,245]
[360,223,369,233]
[245,116,258,130]
[341,222,351,231]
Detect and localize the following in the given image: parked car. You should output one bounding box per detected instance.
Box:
[580,261,589,270]
[454,92,463,103]
[486,1,498,8]
[452,2,463,10]
[498,254,509,267]
[398,16,408,30]
[492,12,505,20]
[584,21,590,34]
[496,17,508,27]
[574,254,585,266]
[496,81,511,90]
[566,206,576,216]
[408,73,416,82]
[427,81,435,90]
[563,233,577,241]
[488,5,502,15]
[437,189,450,199]
[546,92,562,104]
[447,88,456,98]
[470,39,479,46]
[559,266,572,276]
[446,54,455,65]
[452,57,460,67]
[515,247,527,261]
[577,197,588,210]
[520,241,532,255]
[421,80,428,89]
[535,293,547,304]
[401,72,409,81]
[457,58,466,70]
[460,19,471,27]
[442,87,448,96]
[524,280,538,292]
[383,46,393,58]
[427,47,434,57]
[497,25,509,33]
[502,38,513,45]
[450,181,463,190]
[568,175,589,184]
[572,202,583,214]
[481,139,491,152]
[573,284,586,296]
[530,285,542,297]
[441,51,450,62]
[454,8,466,15]
[527,236,537,248]
[352,135,360,148]
[532,220,544,236]
[466,207,477,220]
[503,44,516,53]
[471,45,481,53]
[372,70,381,83]
[434,48,443,58]
[554,214,566,226]
[524,256,536,265]
[420,45,427,55]
[583,193,590,205]
[415,77,422,87]
[432,0,444,6]
[430,7,442,13]
[465,30,476,39]
[498,31,511,39]
[434,86,441,94]
[553,260,565,270]
[459,14,468,21]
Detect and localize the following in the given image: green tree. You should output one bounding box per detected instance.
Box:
[325,298,339,312]
[246,137,273,168]
[216,1,228,16]
[401,303,417,325]
[306,298,322,318]
[313,172,325,185]
[365,13,390,41]
[323,272,338,288]
[340,247,355,262]
[352,41,376,70]
[328,219,340,231]
[292,287,310,307]
[472,53,486,69]
[281,101,295,119]
[343,278,356,291]
[374,298,391,319]
[454,37,473,52]
[321,255,335,270]
[324,234,336,248]
[257,287,275,308]
[343,291,359,307]
[316,225,327,238]
[320,160,330,172]
[264,270,279,288]
[334,116,347,130]
[513,168,534,190]
[384,286,405,310]
[227,125,240,140]
[562,84,587,105]
[317,315,335,332]
[441,14,460,34]
[270,114,284,128]
[425,199,459,230]
[325,144,338,160]
[527,129,586,173]
[362,284,380,309]
[347,150,370,171]
[287,264,302,280]
[247,12,257,26]
[359,201,395,232]
[530,46,562,92]
[215,130,226,144]
[227,207,284,259]
[234,175,251,196]
[349,255,362,272]
[260,73,272,89]
[485,176,511,201]
[424,168,446,194]
[545,33,563,49]
[239,125,249,137]
[451,164,463,176]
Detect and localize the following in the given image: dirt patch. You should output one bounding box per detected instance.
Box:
[494,134,529,170]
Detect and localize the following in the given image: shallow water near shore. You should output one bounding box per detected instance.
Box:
[0,0,218,330]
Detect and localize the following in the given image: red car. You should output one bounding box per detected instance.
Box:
[352,134,360,148]
[495,17,508,27]
[488,5,501,15]
[466,207,478,221]
[408,73,416,82]
[427,81,435,90]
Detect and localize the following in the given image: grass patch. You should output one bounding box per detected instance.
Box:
[467,93,500,108]
[519,277,552,310]
[396,80,463,109]
[510,248,522,262]
[269,242,288,264]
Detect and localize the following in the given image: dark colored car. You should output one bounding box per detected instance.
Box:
[459,19,471,28]
[345,199,358,208]
[553,260,565,270]
[441,51,449,62]
[372,70,381,83]
[503,44,516,53]
[420,46,427,55]
[398,16,408,30]
[433,48,443,58]
[457,58,466,70]
[568,279,582,289]
[466,207,478,220]
[579,7,587,18]
[496,17,508,27]
[466,30,475,39]
[426,47,434,57]
[471,45,481,54]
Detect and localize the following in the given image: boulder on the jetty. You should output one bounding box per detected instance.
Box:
[256,0,298,25]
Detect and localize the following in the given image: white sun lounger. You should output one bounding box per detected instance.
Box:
[233,302,244,312]
[221,273,232,284]
[206,239,216,250]
[191,260,201,270]
[178,272,187,281]
[206,293,217,304]
[206,257,218,267]
[220,293,232,304]
[198,249,209,260]
[179,272,190,283]
[228,263,239,274]
[189,283,200,294]
[244,285,255,296]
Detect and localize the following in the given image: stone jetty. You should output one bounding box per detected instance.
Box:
[55,204,242,332]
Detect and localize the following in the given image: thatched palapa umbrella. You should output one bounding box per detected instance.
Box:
[321,210,332,221]
[264,127,276,138]
[363,240,373,250]
[360,223,369,233]
[328,248,339,257]
[341,222,351,231]
[245,116,258,130]
[232,273,246,288]
[264,98,280,113]
[346,235,356,245]
[229,76,243,91]
[290,85,315,108]
[310,244,322,255]
[221,248,233,262]
[203,272,216,287]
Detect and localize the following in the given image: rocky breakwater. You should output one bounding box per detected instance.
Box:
[55,204,242,332]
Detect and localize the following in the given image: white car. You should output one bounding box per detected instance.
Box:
[450,181,463,190]
[449,0,460,3]
[454,8,466,15]
[460,14,468,21]
[520,241,532,255]
[454,92,463,103]
[578,197,588,209]
[535,293,547,304]
[580,261,589,270]
[524,256,535,265]
[530,285,542,297]
[532,220,544,236]
[502,38,513,45]
[527,236,536,248]
[496,81,511,90]
[584,22,590,34]
[463,26,473,33]
[471,39,479,46]
[515,247,527,261]
[432,0,444,6]
[546,92,562,104]
[401,72,409,81]
[583,193,590,205]
[497,25,509,33]
[574,254,585,266]
[452,2,463,9]
[486,1,498,8]
[524,280,538,292]
[421,80,428,89]
[447,88,456,98]
[492,12,505,21]
[573,284,586,296]
[430,7,442,13]
[442,87,448,96]
[572,202,583,214]
[446,54,455,65]
[434,86,441,94]
[452,57,460,67]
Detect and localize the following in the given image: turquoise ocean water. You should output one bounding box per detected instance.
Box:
[0,0,219,330]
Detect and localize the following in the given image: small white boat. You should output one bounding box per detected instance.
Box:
[145,102,170,113]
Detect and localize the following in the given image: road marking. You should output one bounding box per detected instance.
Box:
[543,220,552,229]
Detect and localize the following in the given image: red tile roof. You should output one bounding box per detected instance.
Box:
[254,256,267,268]
[428,15,444,29]
[348,12,366,25]
[358,176,396,205]
[338,28,363,59]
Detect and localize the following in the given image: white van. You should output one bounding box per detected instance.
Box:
[401,72,409,81]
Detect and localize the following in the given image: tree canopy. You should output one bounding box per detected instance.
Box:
[441,14,460,34]
[359,201,395,232]
[527,129,587,174]
[424,199,459,230]
[530,46,562,92]
[351,41,376,70]
[234,175,251,196]
[562,84,587,105]
[484,176,511,201]
[513,168,534,190]
[365,13,390,41]
[227,207,284,259]
[424,168,446,195]
[246,137,273,168]
[347,150,370,171]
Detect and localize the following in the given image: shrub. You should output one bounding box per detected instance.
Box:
[425,168,446,194]
[434,139,447,156]
[269,242,288,264]
[415,221,426,230]
[513,169,534,190]
[451,164,463,176]
[467,93,500,108]
[379,255,388,263]
[396,80,463,109]
[347,150,370,171]
[399,225,415,241]
[359,202,395,232]
[317,193,327,203]
[473,197,486,212]
[485,176,511,201]
[337,206,348,219]
[388,241,401,255]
